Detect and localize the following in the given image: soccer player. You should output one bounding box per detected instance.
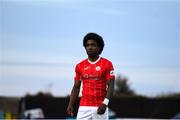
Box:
[67,33,115,119]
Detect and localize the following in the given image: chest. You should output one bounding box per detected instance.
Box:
[80,63,107,79]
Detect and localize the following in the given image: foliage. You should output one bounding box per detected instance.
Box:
[114,74,136,97]
[155,92,180,99]
[25,91,53,98]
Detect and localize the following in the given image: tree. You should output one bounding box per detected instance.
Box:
[114,74,135,97]
[25,91,53,98]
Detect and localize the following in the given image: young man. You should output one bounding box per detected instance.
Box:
[67,33,115,119]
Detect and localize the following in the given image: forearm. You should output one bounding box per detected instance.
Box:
[97,80,114,114]
[68,86,80,106]
[106,80,114,99]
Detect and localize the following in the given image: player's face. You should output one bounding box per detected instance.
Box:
[85,39,100,58]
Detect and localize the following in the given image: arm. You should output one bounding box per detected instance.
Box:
[106,79,115,99]
[67,80,81,116]
[97,79,114,114]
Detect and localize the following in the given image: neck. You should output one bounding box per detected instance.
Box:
[88,55,99,62]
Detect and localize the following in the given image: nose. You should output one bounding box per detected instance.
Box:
[87,45,93,51]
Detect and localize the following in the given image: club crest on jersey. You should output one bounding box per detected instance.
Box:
[95,66,101,71]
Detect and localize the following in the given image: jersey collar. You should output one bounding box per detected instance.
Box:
[88,56,101,64]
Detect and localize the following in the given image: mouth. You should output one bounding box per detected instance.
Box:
[87,51,98,57]
[87,50,94,53]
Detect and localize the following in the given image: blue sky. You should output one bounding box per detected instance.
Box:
[0,0,180,97]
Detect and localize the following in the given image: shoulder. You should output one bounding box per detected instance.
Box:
[101,57,113,64]
[78,58,87,65]
[101,57,114,70]
[75,58,88,67]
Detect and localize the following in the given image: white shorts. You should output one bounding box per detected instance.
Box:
[77,106,109,120]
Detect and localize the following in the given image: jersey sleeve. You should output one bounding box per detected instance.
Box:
[105,61,115,80]
[74,64,81,81]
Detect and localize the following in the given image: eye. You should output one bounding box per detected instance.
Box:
[92,43,97,47]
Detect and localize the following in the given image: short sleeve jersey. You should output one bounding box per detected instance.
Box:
[74,56,115,107]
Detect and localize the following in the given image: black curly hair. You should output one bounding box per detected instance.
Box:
[83,33,104,54]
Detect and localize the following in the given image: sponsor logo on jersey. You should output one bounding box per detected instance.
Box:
[83,74,100,80]
[83,74,88,78]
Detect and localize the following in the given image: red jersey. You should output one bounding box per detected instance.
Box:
[74,56,115,107]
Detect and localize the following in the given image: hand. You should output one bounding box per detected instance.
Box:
[97,103,107,114]
[66,105,74,116]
